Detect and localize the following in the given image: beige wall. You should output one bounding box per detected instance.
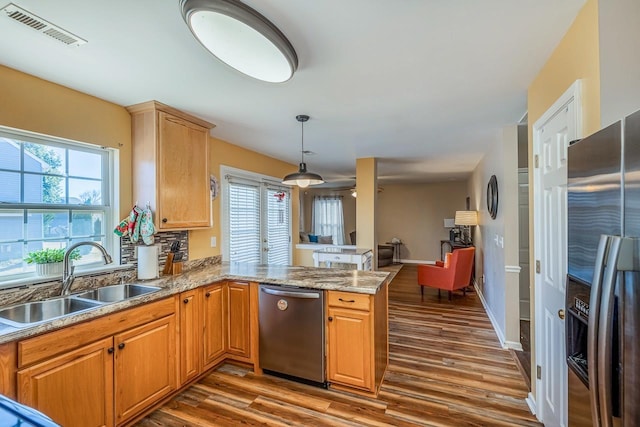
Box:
[377,182,467,262]
[598,0,640,126]
[526,0,601,398]
[528,0,601,141]
[0,65,299,263]
[0,65,132,219]
[467,126,520,348]
[189,137,299,261]
[356,158,378,267]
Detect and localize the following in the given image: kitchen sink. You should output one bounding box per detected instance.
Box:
[73,284,161,303]
[0,297,103,327]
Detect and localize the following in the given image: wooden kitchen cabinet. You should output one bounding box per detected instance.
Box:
[327,305,372,390]
[179,289,201,385]
[227,281,251,358]
[18,337,114,427]
[115,315,176,424]
[326,284,389,394]
[202,283,226,369]
[127,101,215,230]
[15,297,177,427]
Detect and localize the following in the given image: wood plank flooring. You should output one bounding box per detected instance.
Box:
[135,265,539,426]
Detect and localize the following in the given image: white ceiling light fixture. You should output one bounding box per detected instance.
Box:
[180,0,298,83]
[282,115,324,188]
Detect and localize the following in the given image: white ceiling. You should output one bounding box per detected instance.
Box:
[0,0,586,186]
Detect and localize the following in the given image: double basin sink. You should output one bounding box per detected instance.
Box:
[0,284,161,328]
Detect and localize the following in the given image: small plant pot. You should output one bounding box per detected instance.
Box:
[36,262,63,277]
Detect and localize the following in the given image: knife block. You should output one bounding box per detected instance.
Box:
[170,261,183,275]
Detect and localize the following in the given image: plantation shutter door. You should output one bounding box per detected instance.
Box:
[228,181,261,263]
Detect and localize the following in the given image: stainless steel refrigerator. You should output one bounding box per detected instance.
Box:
[566,108,640,426]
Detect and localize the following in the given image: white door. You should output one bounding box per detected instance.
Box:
[533,82,580,427]
[224,172,292,265]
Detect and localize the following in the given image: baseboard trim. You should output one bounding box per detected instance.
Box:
[474,282,507,348]
[399,259,435,264]
[505,340,524,351]
[526,392,537,416]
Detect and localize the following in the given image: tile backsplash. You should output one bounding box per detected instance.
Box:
[120,231,189,268]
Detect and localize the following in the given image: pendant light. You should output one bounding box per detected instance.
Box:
[180,0,298,83]
[282,115,324,188]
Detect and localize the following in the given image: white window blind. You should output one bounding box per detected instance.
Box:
[228,181,261,263]
[266,187,290,265]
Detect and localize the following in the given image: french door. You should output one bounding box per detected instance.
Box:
[223,171,291,265]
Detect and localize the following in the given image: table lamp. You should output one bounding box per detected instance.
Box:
[454,211,478,244]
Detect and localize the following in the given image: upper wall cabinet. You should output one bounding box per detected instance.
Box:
[126,101,215,230]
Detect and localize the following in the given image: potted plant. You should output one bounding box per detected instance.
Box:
[25,248,81,276]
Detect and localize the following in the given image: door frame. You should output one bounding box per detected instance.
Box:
[532,80,582,423]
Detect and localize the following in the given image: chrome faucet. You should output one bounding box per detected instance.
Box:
[61,242,113,295]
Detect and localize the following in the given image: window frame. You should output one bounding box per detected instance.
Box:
[0,126,120,286]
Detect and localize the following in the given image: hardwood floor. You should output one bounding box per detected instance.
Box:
[136,265,539,426]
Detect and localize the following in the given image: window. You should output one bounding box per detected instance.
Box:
[222,167,291,265]
[0,128,117,282]
[313,196,345,245]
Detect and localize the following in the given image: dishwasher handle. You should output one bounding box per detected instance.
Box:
[261,287,320,299]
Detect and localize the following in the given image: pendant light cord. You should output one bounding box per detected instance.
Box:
[300,120,305,164]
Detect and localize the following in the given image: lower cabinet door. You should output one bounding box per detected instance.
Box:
[114,315,177,424]
[327,307,372,390]
[17,337,114,427]
[203,283,226,368]
[179,289,201,385]
[227,282,250,358]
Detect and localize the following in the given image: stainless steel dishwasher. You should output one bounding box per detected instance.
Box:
[258,284,326,385]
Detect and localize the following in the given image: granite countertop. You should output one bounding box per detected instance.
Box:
[0,262,390,344]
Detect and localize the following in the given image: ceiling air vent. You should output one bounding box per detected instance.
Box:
[1,3,87,47]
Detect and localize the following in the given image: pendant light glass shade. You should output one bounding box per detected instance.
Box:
[282,115,324,188]
[180,0,298,83]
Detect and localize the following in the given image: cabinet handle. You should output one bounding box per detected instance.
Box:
[328,316,333,322]
[183,298,189,304]
[338,298,355,303]
[107,347,114,354]
[205,292,211,297]
[162,218,168,223]
[118,343,125,350]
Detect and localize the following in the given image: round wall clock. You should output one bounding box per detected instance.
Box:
[487,175,498,219]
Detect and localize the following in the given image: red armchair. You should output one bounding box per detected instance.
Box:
[417,247,475,300]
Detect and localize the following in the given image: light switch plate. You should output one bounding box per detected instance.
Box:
[211,237,217,248]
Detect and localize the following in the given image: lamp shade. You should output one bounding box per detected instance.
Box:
[282,163,324,188]
[454,210,478,226]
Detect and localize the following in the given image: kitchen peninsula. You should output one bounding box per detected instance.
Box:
[0,261,389,427]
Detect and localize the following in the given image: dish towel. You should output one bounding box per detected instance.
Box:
[139,206,155,245]
[113,205,155,245]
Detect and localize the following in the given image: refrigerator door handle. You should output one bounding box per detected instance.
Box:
[597,236,622,427]
[588,234,611,427]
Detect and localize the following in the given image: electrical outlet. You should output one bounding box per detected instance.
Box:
[211,237,217,248]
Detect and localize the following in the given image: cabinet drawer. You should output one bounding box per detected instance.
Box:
[18,297,175,368]
[326,254,354,263]
[328,291,371,311]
